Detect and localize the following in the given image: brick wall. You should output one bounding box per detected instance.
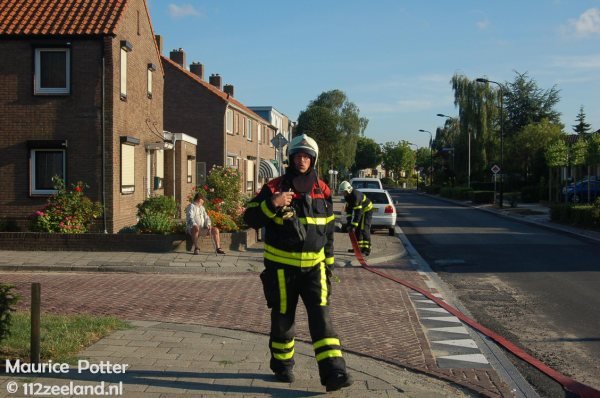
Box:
[0,38,104,230]
[0,0,165,234]
[108,0,165,233]
[0,230,255,252]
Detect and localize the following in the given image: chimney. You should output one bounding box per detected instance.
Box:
[209,73,222,90]
[169,48,186,68]
[154,35,163,54]
[223,84,234,97]
[190,62,204,80]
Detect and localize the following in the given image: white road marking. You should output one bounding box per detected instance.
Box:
[437,353,489,364]
[432,339,479,349]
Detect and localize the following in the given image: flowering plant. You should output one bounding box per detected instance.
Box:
[188,166,249,231]
[30,177,102,233]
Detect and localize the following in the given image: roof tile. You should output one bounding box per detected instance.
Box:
[0,0,128,36]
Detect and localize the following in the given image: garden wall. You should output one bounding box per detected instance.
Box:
[0,230,257,252]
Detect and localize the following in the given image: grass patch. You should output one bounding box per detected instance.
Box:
[0,312,129,364]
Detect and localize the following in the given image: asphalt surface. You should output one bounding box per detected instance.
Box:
[2,195,596,397]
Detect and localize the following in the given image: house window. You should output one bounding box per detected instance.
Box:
[247,119,252,141]
[187,156,194,183]
[147,63,156,99]
[258,124,262,143]
[155,149,164,179]
[226,109,233,135]
[120,136,139,194]
[30,149,66,195]
[120,41,133,100]
[227,156,235,167]
[34,48,70,95]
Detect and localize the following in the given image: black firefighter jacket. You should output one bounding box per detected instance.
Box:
[244,175,336,270]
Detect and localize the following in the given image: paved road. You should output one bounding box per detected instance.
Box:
[393,191,600,396]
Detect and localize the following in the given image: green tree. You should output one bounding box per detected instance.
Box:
[351,136,381,174]
[504,71,561,137]
[509,119,563,183]
[572,105,591,135]
[545,138,568,202]
[381,141,414,182]
[296,90,368,174]
[451,74,498,184]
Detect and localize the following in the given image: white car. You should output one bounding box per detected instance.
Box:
[349,177,383,190]
[343,188,397,236]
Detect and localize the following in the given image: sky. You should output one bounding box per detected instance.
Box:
[148,1,600,149]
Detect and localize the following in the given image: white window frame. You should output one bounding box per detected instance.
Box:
[120,48,127,99]
[258,124,262,143]
[30,149,66,195]
[147,69,153,98]
[187,157,193,183]
[226,109,233,135]
[121,143,135,194]
[34,48,70,95]
[247,119,253,141]
[227,156,235,167]
[155,149,164,178]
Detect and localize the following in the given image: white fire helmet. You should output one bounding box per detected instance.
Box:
[288,134,319,166]
[339,181,353,194]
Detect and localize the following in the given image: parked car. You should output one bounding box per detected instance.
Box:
[564,180,600,203]
[350,177,383,190]
[342,188,397,236]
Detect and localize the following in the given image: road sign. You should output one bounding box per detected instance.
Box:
[491,164,501,174]
[271,133,288,149]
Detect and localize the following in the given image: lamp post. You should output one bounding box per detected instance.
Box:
[437,113,456,185]
[476,78,504,207]
[408,142,419,191]
[418,129,433,185]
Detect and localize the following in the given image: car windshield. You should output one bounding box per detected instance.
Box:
[363,192,389,204]
[352,181,381,189]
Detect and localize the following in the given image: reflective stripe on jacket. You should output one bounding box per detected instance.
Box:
[243,174,335,269]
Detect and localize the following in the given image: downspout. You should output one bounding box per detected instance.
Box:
[101,55,107,233]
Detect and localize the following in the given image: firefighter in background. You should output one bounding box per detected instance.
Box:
[339,180,374,256]
[243,134,353,392]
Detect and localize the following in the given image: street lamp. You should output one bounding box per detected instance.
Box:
[418,129,433,185]
[437,113,456,184]
[407,142,419,191]
[476,77,504,207]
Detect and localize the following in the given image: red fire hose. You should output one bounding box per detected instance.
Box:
[348,232,600,398]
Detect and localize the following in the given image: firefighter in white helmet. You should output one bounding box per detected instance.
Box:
[244,134,353,392]
[339,180,373,256]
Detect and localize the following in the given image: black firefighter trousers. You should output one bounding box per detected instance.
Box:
[260,262,347,384]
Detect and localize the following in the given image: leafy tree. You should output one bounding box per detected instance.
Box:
[381,141,414,182]
[296,90,368,174]
[451,74,498,183]
[545,139,568,202]
[572,105,592,135]
[503,71,561,137]
[351,136,381,174]
[509,119,563,183]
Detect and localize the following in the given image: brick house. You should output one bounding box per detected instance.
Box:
[0,0,195,233]
[161,49,278,196]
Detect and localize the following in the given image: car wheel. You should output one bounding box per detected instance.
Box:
[388,227,395,236]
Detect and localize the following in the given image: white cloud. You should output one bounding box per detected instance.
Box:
[168,4,201,18]
[565,8,600,37]
[476,18,490,30]
[553,54,600,69]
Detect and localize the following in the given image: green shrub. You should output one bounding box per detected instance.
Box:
[505,192,521,208]
[440,187,472,200]
[136,196,178,234]
[470,191,495,204]
[0,284,19,343]
[380,177,397,188]
[0,218,19,232]
[30,177,102,233]
[189,166,248,230]
[520,185,543,203]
